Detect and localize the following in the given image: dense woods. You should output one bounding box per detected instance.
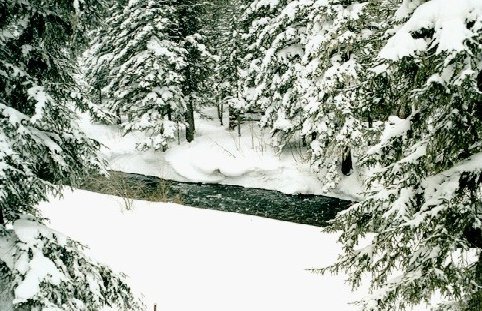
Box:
[0,0,481,310]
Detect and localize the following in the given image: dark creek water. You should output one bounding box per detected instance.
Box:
[80,171,352,227]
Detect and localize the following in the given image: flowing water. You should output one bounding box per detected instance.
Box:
[81,171,352,227]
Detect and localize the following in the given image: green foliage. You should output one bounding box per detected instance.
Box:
[87,0,217,146]
[324,0,482,310]
[0,0,142,309]
[238,0,482,309]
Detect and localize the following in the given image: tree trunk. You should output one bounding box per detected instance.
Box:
[185,100,195,142]
[0,205,5,226]
[116,107,122,125]
[237,113,241,137]
[228,107,237,130]
[341,148,353,176]
[477,69,482,92]
[218,103,224,126]
[167,105,172,121]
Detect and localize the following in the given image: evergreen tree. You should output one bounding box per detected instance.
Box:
[207,0,247,126]
[238,0,377,190]
[86,0,187,150]
[326,0,482,310]
[295,0,376,190]
[243,0,310,140]
[237,0,288,121]
[175,0,216,142]
[0,0,141,309]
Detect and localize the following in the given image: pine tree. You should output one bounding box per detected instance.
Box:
[207,0,247,126]
[86,0,187,150]
[295,0,378,190]
[237,0,288,122]
[0,1,141,309]
[242,0,310,140]
[326,0,482,310]
[175,0,216,142]
[238,0,376,190]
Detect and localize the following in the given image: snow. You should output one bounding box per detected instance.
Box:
[79,108,361,199]
[380,0,482,60]
[422,152,482,208]
[73,0,80,14]
[39,190,354,310]
[27,85,49,123]
[146,37,175,58]
[368,116,411,155]
[0,218,68,304]
[33,189,434,311]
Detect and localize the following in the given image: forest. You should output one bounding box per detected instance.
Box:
[0,0,481,310]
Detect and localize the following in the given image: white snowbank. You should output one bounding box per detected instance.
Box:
[79,108,361,200]
[37,189,433,311]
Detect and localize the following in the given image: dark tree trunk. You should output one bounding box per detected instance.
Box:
[116,107,122,125]
[185,101,195,142]
[167,105,172,121]
[237,113,241,137]
[217,102,223,126]
[368,113,373,128]
[477,69,482,92]
[367,112,374,146]
[341,148,353,176]
[228,107,237,130]
[0,205,5,226]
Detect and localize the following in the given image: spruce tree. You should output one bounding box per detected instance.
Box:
[208,0,247,126]
[295,0,376,190]
[326,1,482,310]
[86,0,187,150]
[175,0,215,142]
[242,0,310,141]
[0,1,141,309]
[238,0,376,190]
[237,0,288,121]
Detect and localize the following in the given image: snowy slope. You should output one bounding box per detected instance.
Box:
[38,190,432,311]
[40,190,359,310]
[79,108,362,200]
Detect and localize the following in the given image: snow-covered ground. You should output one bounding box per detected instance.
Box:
[39,190,433,311]
[79,108,362,200]
[40,190,360,310]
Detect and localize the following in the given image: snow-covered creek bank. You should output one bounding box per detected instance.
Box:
[80,171,352,227]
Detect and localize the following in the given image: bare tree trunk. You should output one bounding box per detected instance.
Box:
[0,205,5,226]
[217,94,223,125]
[217,104,222,125]
[237,113,241,137]
[341,148,353,176]
[185,100,195,142]
[116,107,122,125]
[228,107,237,130]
